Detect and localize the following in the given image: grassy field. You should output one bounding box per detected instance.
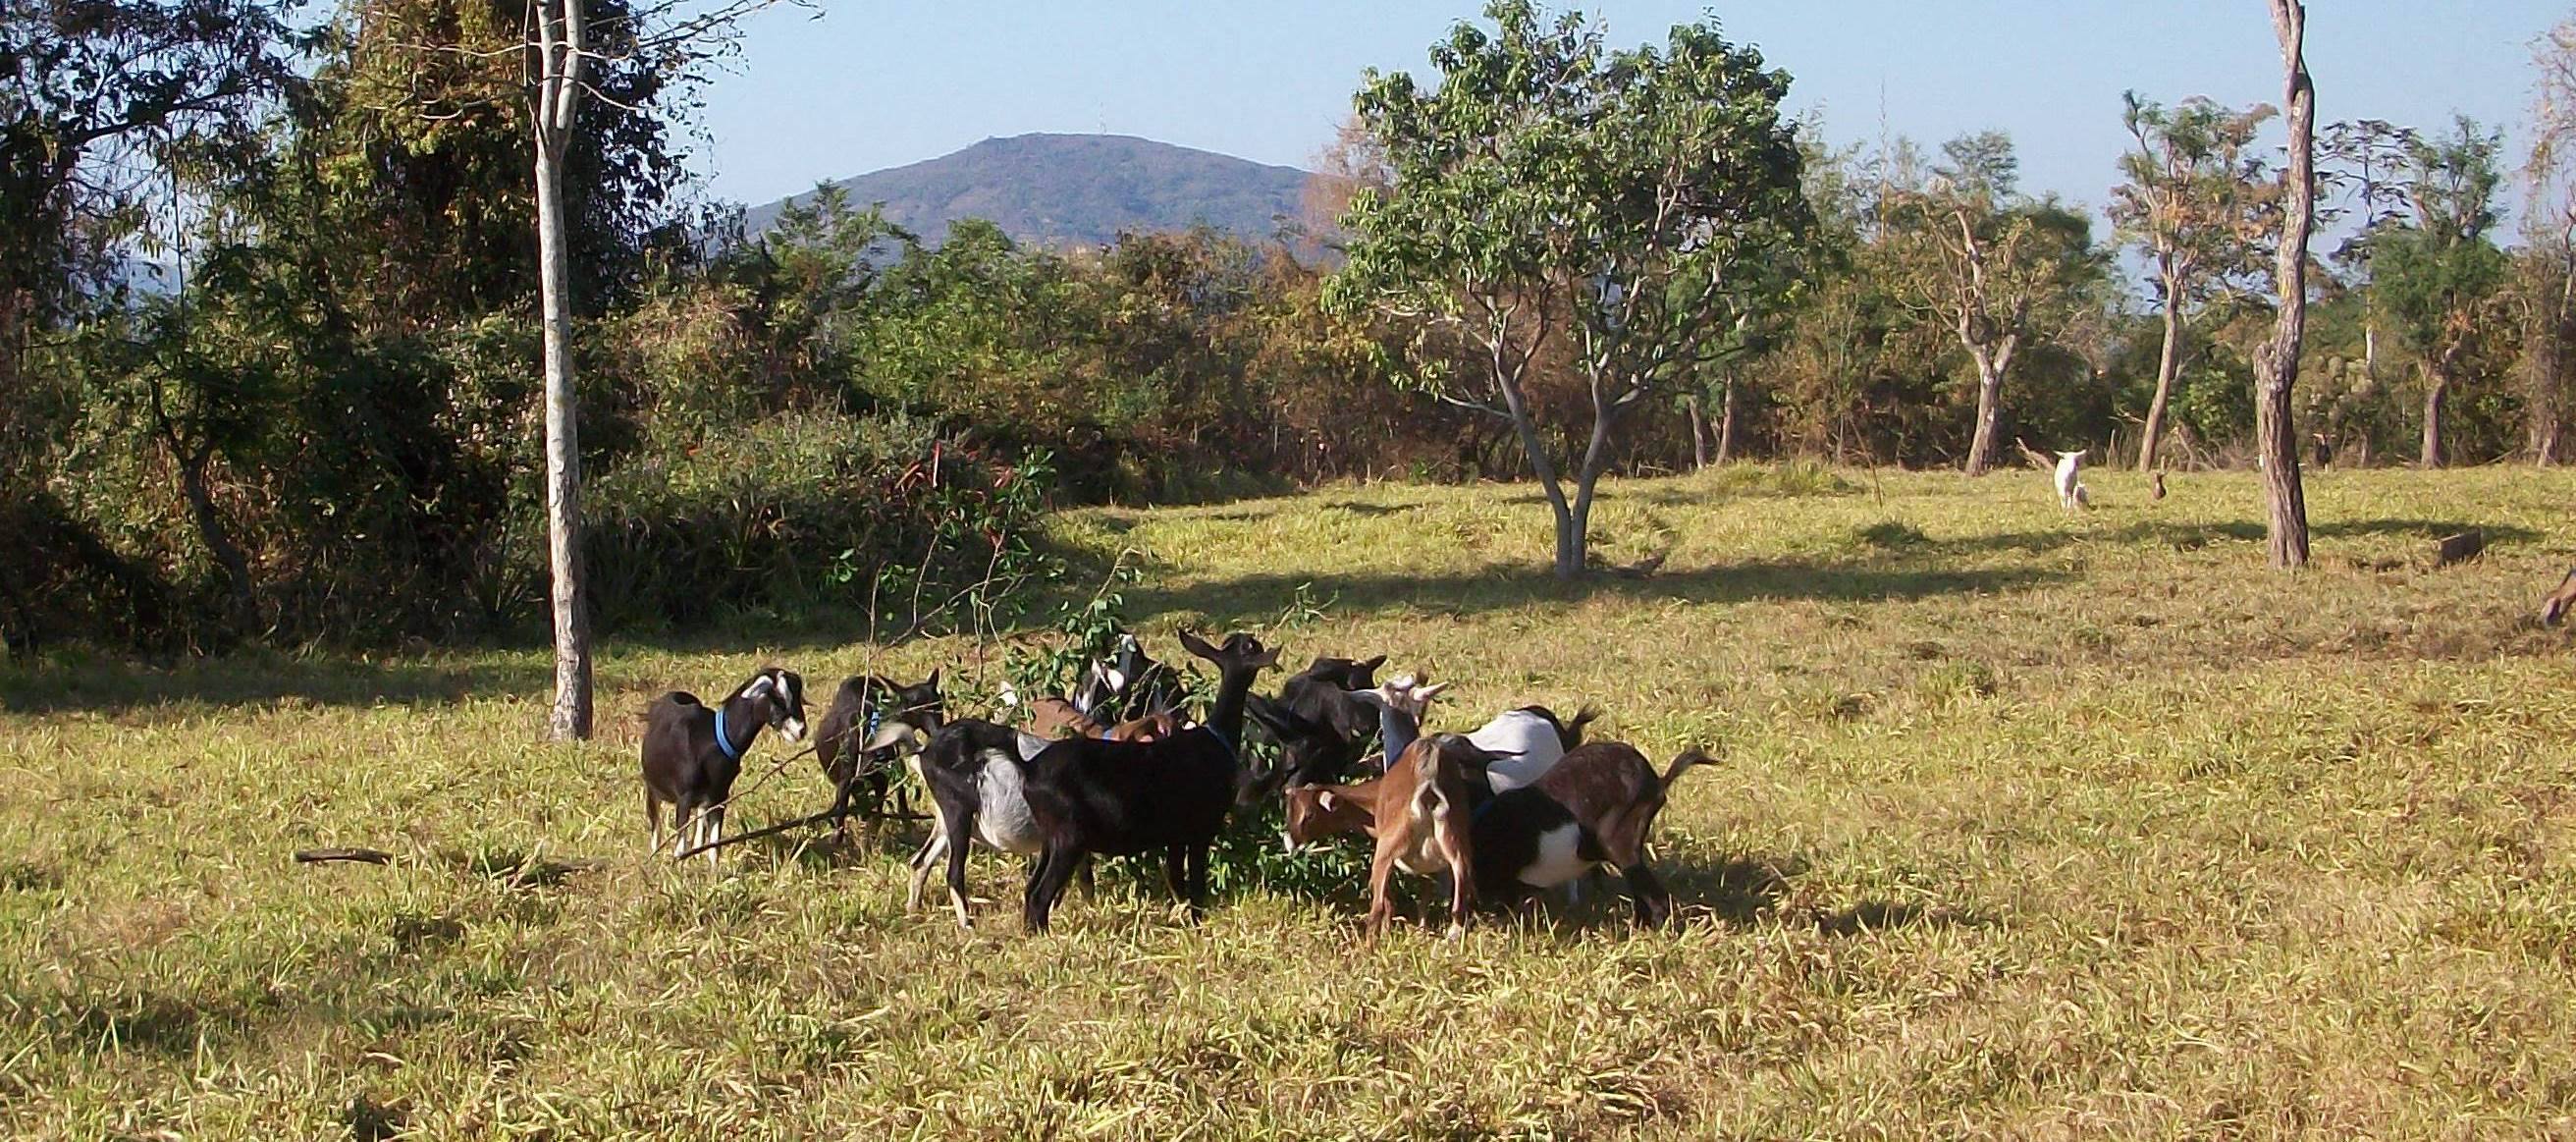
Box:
[6,464,2576,1139]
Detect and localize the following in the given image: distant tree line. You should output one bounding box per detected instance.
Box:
[6,0,2570,653]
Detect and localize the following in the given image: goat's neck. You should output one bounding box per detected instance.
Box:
[717,693,764,758]
[1206,667,1260,753]
[1375,701,1420,766]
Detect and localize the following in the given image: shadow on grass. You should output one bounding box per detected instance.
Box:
[1905,517,2541,560]
[1131,557,2075,625]
[0,656,551,718]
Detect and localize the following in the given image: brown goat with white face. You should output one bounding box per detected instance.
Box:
[2543,568,2576,626]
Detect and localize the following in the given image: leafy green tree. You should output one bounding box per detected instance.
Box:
[1882,132,2102,475]
[2111,93,2278,470]
[2372,117,2509,467]
[1330,0,1808,578]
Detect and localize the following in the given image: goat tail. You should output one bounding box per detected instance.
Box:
[1561,704,1604,750]
[1660,745,1716,791]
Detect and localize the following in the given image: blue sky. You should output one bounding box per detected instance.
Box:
[697,1,2564,222]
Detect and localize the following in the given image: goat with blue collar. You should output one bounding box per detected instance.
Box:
[641,666,808,865]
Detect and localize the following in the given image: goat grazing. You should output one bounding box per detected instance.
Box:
[1017,630,1278,932]
[813,672,942,841]
[640,667,808,865]
[908,719,1059,928]
[1515,743,1711,925]
[2544,567,2576,626]
[1282,734,1504,939]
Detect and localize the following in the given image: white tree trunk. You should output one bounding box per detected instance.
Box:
[535,0,592,739]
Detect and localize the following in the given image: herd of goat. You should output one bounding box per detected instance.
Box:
[639,630,1709,938]
[639,566,2576,938]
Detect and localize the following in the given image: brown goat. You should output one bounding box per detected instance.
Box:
[1284,734,1500,939]
[1515,742,1711,926]
[1025,697,1107,739]
[1105,711,1182,743]
[2544,567,2576,626]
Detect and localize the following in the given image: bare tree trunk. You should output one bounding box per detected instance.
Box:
[1686,394,1710,469]
[1716,377,1739,463]
[2139,285,2184,470]
[2419,364,2447,468]
[1962,339,2013,476]
[2256,0,2314,569]
[535,0,593,739]
[2533,245,2572,465]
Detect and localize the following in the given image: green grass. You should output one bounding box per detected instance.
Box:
[6,465,2576,1138]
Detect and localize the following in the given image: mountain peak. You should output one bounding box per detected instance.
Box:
[746,135,1313,248]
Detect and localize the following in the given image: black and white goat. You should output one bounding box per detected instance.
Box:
[812,672,943,841]
[1067,631,1187,723]
[908,718,1059,928]
[1017,630,1279,931]
[640,667,807,865]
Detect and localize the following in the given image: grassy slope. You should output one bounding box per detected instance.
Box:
[5,466,2575,1139]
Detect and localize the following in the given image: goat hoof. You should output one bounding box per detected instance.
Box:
[1443,924,1465,942]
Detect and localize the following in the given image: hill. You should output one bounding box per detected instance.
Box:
[742,133,1313,247]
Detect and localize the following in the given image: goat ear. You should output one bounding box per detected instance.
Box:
[742,674,775,700]
[1176,629,1219,662]
[1316,790,1337,811]
[924,669,940,691]
[1417,681,1452,702]
[1358,654,1387,673]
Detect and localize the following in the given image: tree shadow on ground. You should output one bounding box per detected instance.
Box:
[0,656,551,718]
[1129,556,2075,625]
[1898,517,2541,561]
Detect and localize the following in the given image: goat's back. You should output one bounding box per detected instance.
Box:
[1021,731,1238,855]
[815,675,892,778]
[1530,742,1659,827]
[640,691,728,801]
[1468,711,1571,791]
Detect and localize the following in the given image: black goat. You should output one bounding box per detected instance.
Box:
[640,667,807,865]
[1068,631,1186,723]
[813,672,943,841]
[1263,653,1386,786]
[1017,630,1278,931]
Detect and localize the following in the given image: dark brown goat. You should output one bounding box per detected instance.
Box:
[1514,742,1711,925]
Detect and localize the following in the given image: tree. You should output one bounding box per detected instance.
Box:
[2520,15,2576,464]
[513,0,793,739]
[2110,93,2278,470]
[1882,133,2099,475]
[2254,0,2315,569]
[529,0,594,738]
[2319,118,2421,381]
[1329,1,1809,578]
[2372,118,2508,468]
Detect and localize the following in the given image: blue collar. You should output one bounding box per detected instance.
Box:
[715,706,745,763]
[1201,723,1238,762]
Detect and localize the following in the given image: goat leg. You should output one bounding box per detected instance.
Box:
[1024,845,1083,934]
[942,813,978,930]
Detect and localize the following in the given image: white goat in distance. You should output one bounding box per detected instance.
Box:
[2053,450,2090,510]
